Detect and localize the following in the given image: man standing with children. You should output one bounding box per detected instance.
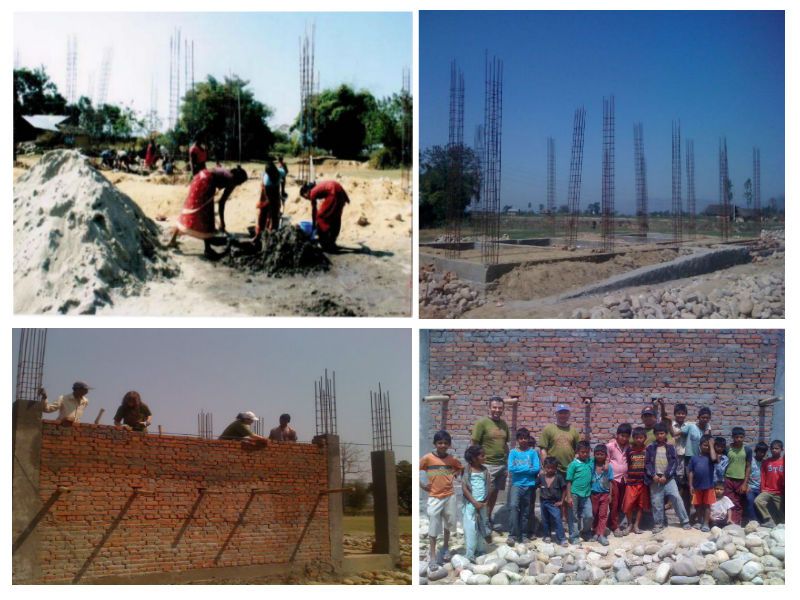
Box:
[420,394,785,568]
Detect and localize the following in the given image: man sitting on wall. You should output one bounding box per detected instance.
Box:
[219,411,269,446]
[268,413,298,442]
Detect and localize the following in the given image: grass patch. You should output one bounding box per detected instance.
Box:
[343,515,412,536]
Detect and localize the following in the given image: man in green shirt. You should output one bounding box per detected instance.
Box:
[471,396,510,522]
[539,404,581,473]
[220,412,269,446]
[642,404,673,445]
[724,427,752,525]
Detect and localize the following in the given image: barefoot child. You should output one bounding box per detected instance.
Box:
[590,444,614,546]
[606,423,631,536]
[462,445,493,562]
[710,482,734,527]
[645,423,690,531]
[688,434,717,532]
[419,430,463,569]
[622,427,650,534]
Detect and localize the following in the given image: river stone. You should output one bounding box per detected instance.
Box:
[744,521,760,534]
[451,555,471,571]
[474,554,487,565]
[536,573,553,585]
[745,533,764,549]
[751,546,765,557]
[468,574,491,585]
[561,562,579,574]
[720,557,747,577]
[655,562,672,584]
[472,563,498,576]
[587,551,602,562]
[723,543,737,557]
[714,550,729,562]
[711,568,731,584]
[514,553,534,567]
[680,538,695,548]
[658,542,677,559]
[709,526,722,539]
[769,528,785,545]
[642,554,653,564]
[419,577,428,585]
[761,555,782,569]
[616,567,634,583]
[589,566,605,584]
[490,573,509,585]
[645,543,661,555]
[724,524,745,537]
[670,575,701,585]
[427,566,449,581]
[699,574,716,585]
[459,569,473,583]
[636,576,658,585]
[515,543,527,556]
[520,575,538,585]
[613,557,628,571]
[751,576,764,585]
[540,543,555,557]
[770,544,785,560]
[700,541,717,554]
[549,556,563,567]
[593,545,610,556]
[704,555,720,571]
[544,564,561,575]
[419,560,429,576]
[550,573,566,585]
[672,559,699,577]
[501,562,520,575]
[740,561,763,581]
[633,545,646,556]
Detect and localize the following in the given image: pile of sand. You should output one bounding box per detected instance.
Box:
[14,150,178,314]
[228,225,330,277]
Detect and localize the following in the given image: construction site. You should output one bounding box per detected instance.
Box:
[13,15,412,317]
[12,329,412,584]
[419,13,784,319]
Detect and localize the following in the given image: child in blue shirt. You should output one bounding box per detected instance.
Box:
[507,427,541,544]
[590,444,614,546]
[713,437,729,485]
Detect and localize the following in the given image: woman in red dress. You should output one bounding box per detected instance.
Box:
[300,180,351,252]
[169,165,247,260]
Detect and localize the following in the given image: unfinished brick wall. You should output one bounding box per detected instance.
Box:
[426,330,780,454]
[36,423,330,583]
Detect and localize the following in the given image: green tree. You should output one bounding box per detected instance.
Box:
[302,85,377,159]
[176,75,274,161]
[14,67,67,148]
[365,90,413,167]
[419,145,481,227]
[396,461,412,515]
[343,480,372,514]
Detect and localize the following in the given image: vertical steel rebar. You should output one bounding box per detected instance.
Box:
[15,329,47,404]
[753,147,761,223]
[546,137,556,236]
[671,121,683,244]
[633,122,649,237]
[481,53,503,265]
[720,137,731,241]
[445,60,465,258]
[601,96,616,252]
[686,139,696,239]
[565,106,587,249]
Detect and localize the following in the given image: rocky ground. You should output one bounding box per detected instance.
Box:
[419,521,785,585]
[419,264,485,318]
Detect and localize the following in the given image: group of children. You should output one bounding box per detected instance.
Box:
[420,405,785,568]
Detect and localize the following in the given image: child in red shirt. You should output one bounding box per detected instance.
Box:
[755,439,784,526]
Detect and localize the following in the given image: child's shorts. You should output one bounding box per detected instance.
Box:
[692,488,715,506]
[622,482,651,513]
[427,494,458,538]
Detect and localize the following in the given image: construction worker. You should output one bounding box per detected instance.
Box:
[113,391,152,432]
[268,413,298,442]
[299,180,351,252]
[255,157,282,238]
[188,133,208,177]
[168,165,248,260]
[219,411,269,446]
[277,156,289,205]
[39,381,90,426]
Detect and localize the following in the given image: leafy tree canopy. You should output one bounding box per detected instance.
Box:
[419,145,481,227]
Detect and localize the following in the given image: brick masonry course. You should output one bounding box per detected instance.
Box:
[425,330,780,454]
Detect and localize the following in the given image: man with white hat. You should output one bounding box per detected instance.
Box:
[39,381,91,426]
[219,411,268,445]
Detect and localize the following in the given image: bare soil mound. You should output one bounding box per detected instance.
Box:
[14,150,178,314]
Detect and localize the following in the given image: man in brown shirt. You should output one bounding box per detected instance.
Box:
[268,413,298,442]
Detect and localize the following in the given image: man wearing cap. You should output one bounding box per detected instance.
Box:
[641,404,673,445]
[471,396,510,523]
[268,413,298,442]
[219,412,268,446]
[539,404,581,474]
[39,382,90,426]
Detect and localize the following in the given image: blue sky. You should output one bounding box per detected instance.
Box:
[14,12,411,128]
[421,11,785,214]
[12,329,412,467]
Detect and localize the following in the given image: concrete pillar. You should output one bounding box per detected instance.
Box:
[12,400,43,583]
[322,434,343,570]
[419,330,431,447]
[771,331,785,442]
[370,450,399,560]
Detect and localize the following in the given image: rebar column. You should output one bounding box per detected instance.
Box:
[719,137,731,241]
[481,53,503,265]
[565,106,586,249]
[633,122,649,236]
[315,369,338,436]
[298,25,316,185]
[444,60,465,258]
[753,147,761,224]
[15,329,47,403]
[671,121,682,244]
[601,96,615,252]
[546,137,556,236]
[472,124,485,240]
[686,139,696,239]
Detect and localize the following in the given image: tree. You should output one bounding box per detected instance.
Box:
[396,461,412,515]
[340,442,367,484]
[744,178,753,208]
[176,75,274,161]
[343,479,371,513]
[419,145,482,227]
[365,90,413,167]
[302,85,377,159]
[14,67,67,148]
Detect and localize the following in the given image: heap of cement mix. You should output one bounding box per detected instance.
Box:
[228,225,330,277]
[14,150,178,314]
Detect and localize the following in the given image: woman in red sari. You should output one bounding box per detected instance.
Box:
[169,165,247,260]
[144,139,157,170]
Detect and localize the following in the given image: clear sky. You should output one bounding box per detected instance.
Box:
[12,328,412,469]
[421,11,785,214]
[14,12,411,128]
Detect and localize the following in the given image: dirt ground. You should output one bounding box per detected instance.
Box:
[13,155,412,316]
[465,258,785,318]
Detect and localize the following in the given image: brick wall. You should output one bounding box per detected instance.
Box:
[425,330,780,455]
[37,423,330,583]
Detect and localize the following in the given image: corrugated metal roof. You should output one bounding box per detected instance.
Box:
[22,115,68,132]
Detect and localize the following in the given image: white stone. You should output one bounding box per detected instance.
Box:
[467,574,490,585]
[472,563,498,576]
[549,573,565,585]
[740,561,764,581]
[459,569,473,583]
[655,562,672,584]
[490,573,509,585]
[700,541,717,554]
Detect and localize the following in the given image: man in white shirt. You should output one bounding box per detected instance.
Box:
[40,381,90,425]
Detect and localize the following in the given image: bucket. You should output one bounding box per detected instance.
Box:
[298,221,313,236]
